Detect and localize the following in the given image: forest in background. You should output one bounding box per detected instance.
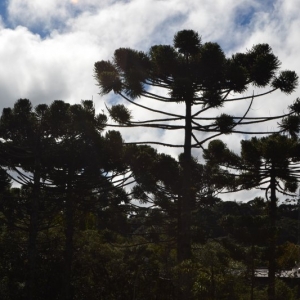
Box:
[1,30,300,300]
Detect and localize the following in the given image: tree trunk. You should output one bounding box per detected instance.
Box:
[64,169,74,300]
[178,99,192,262]
[268,168,277,300]
[27,155,40,300]
[177,99,193,300]
[251,242,255,300]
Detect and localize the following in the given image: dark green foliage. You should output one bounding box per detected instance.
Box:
[280,115,300,138]
[170,77,195,101]
[1,173,300,299]
[113,48,151,98]
[240,135,300,186]
[108,104,131,124]
[247,43,280,86]
[202,90,223,107]
[289,97,300,114]
[203,139,240,166]
[0,98,131,300]
[272,70,299,94]
[198,42,226,87]
[226,58,248,93]
[215,114,235,134]
[205,134,300,300]
[206,134,300,194]
[150,45,178,78]
[95,29,297,112]
[94,60,122,95]
[173,29,201,56]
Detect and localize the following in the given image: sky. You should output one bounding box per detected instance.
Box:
[1,0,300,202]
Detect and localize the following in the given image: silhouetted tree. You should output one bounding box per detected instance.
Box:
[0,99,129,300]
[94,30,299,270]
[204,134,300,300]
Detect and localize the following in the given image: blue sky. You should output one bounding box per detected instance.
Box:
[0,0,299,201]
[0,1,8,27]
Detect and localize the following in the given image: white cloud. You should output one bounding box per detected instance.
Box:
[0,25,108,109]
[6,0,114,32]
[7,0,70,31]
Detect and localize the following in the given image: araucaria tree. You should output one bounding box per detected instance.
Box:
[94,29,299,264]
[0,99,128,300]
[204,134,300,300]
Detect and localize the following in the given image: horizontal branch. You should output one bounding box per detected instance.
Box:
[118,92,183,118]
[125,141,183,147]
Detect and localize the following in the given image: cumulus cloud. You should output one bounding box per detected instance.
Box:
[0,26,104,108]
[6,0,114,33]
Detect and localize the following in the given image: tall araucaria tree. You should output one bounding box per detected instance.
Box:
[0,99,57,300]
[34,100,129,300]
[204,134,300,300]
[0,99,129,300]
[94,29,299,265]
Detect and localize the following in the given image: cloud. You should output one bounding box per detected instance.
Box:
[6,0,115,35]
[1,0,298,124]
[0,25,104,108]
[7,0,71,33]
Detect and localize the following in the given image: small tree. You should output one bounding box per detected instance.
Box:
[204,133,300,300]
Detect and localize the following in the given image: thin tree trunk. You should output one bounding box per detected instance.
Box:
[177,194,182,259]
[177,99,193,300]
[64,169,74,300]
[211,264,215,300]
[178,99,192,262]
[27,155,41,300]
[251,242,255,300]
[268,168,277,300]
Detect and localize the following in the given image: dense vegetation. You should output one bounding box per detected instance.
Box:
[1,30,300,299]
